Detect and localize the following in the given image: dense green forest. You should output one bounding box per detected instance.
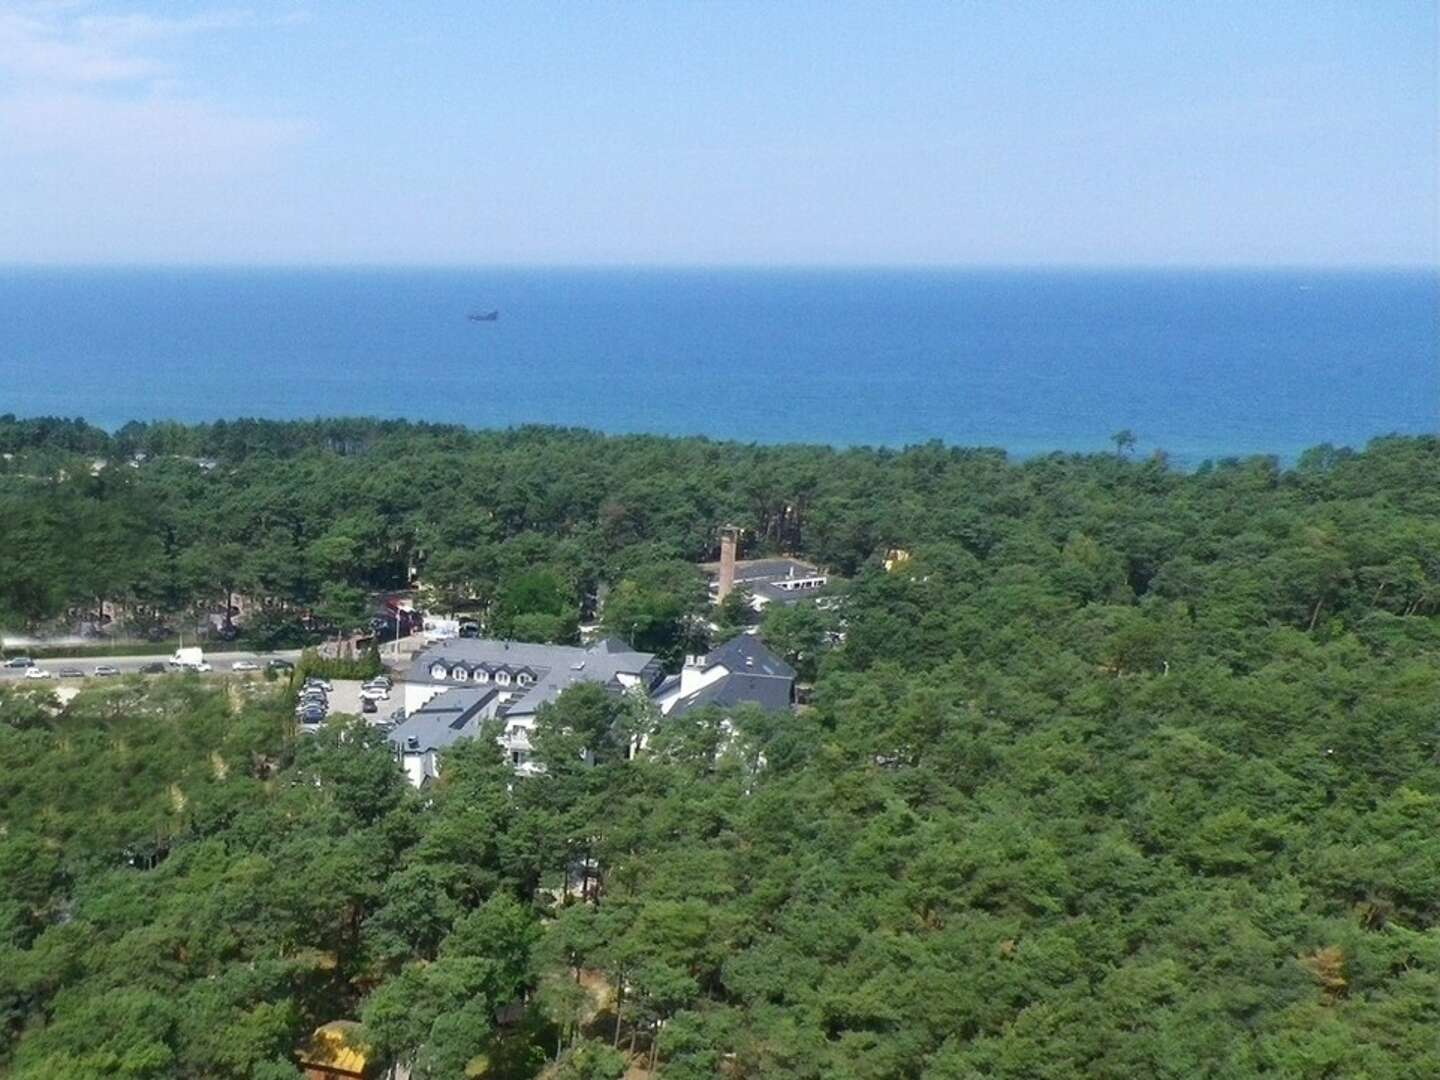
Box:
[3,417,1440,1077]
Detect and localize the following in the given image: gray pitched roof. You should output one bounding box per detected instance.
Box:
[701,557,818,583]
[387,687,499,755]
[668,672,793,717]
[704,634,796,680]
[408,637,662,719]
[591,635,634,654]
[735,558,818,583]
[750,579,827,606]
[665,634,796,719]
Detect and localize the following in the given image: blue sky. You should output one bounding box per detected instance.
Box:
[0,1,1434,266]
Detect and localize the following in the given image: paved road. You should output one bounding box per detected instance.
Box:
[0,648,304,679]
[3,629,429,683]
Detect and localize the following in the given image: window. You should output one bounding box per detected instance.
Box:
[495,670,511,686]
[517,672,533,686]
[452,666,469,682]
[474,668,489,683]
[429,662,448,680]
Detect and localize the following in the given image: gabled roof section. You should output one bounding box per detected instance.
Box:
[704,634,796,680]
[669,672,793,717]
[388,687,498,754]
[591,635,634,654]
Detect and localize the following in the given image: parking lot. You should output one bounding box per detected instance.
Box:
[326,679,365,716]
[299,677,398,727]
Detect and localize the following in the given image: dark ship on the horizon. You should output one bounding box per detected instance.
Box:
[467,310,499,322]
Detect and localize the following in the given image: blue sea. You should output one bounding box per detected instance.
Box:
[1,267,1435,466]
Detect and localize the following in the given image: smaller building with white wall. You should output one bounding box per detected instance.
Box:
[652,633,796,717]
[702,554,829,611]
[388,686,502,787]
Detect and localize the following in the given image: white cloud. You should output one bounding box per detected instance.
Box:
[0,8,164,83]
[70,10,260,40]
[0,2,310,252]
[0,2,308,88]
[0,5,281,85]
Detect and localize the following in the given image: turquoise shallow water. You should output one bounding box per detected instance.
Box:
[1,267,1435,466]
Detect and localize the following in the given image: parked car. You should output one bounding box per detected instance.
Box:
[366,674,393,689]
[231,659,260,672]
[24,667,52,680]
[361,697,378,714]
[359,685,390,701]
[93,665,121,677]
[4,656,34,669]
[304,677,333,692]
[139,662,167,674]
[58,667,85,678]
[266,658,295,672]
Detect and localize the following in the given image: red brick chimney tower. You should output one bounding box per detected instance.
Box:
[718,526,740,600]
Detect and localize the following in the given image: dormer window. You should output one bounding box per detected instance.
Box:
[474,668,489,683]
[452,665,469,682]
[429,662,448,680]
[517,672,533,687]
[495,670,511,686]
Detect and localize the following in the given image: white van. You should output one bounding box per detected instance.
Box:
[169,647,213,672]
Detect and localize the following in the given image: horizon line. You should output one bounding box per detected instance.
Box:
[0,260,1437,274]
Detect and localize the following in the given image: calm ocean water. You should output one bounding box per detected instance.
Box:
[1,267,1435,466]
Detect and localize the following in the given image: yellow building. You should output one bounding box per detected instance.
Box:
[297,1021,374,1080]
[883,548,912,572]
